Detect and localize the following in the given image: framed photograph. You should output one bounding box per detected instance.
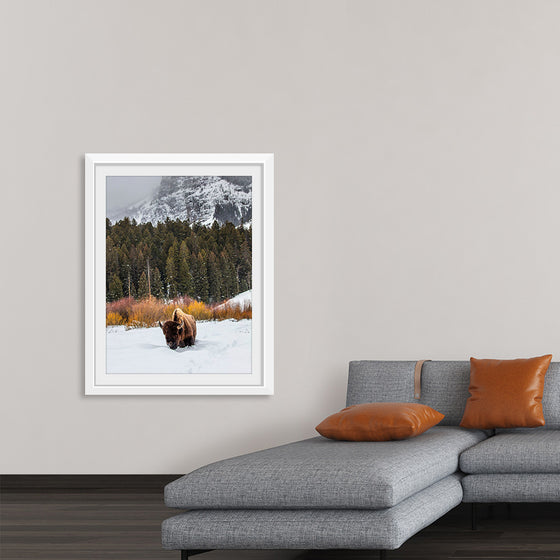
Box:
[85,153,274,395]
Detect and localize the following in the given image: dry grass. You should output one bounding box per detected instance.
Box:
[106,296,252,328]
[212,303,252,321]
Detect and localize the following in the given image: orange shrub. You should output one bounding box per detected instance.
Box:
[106,297,136,322]
[107,296,251,328]
[106,311,126,326]
[212,304,252,321]
[184,300,214,321]
[126,299,166,328]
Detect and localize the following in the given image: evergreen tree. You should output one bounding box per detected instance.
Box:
[207,251,222,303]
[124,270,136,299]
[129,245,140,290]
[119,246,130,287]
[137,271,149,300]
[194,250,209,302]
[177,240,193,296]
[220,252,238,299]
[106,219,251,303]
[151,267,164,299]
[165,241,179,298]
[106,238,119,289]
[108,273,123,302]
[237,239,252,293]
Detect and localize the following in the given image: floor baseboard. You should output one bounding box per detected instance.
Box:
[0,474,182,491]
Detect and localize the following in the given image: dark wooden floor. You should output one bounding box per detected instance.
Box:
[1,489,559,559]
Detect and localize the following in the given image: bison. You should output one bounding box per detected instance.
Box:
[159,308,197,350]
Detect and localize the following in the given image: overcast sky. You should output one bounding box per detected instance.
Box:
[106,176,162,213]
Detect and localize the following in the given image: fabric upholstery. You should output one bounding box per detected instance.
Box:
[315,402,444,441]
[162,474,463,551]
[542,362,560,428]
[347,360,560,428]
[165,426,485,510]
[460,429,560,474]
[460,356,551,429]
[347,361,471,425]
[462,474,560,502]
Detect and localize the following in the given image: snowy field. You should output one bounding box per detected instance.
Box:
[217,289,252,309]
[106,319,251,374]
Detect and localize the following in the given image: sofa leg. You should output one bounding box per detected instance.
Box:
[379,551,387,560]
[180,551,212,559]
[471,503,477,530]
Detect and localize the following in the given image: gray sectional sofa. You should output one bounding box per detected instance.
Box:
[162,360,560,558]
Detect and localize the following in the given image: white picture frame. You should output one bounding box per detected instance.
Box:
[85,153,274,395]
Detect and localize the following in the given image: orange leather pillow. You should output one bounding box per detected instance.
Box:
[460,355,552,429]
[315,402,445,442]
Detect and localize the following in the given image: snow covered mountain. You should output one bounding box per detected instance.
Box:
[108,176,252,227]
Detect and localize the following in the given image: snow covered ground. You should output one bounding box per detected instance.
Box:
[218,289,252,309]
[106,319,252,374]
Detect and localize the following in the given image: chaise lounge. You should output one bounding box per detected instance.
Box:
[162,360,560,558]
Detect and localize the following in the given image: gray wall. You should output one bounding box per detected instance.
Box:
[1,0,560,474]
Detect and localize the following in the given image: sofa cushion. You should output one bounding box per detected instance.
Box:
[347,361,472,425]
[347,361,560,428]
[315,402,444,441]
[162,474,463,551]
[165,426,485,510]
[459,430,560,474]
[459,355,551,429]
[462,473,560,502]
